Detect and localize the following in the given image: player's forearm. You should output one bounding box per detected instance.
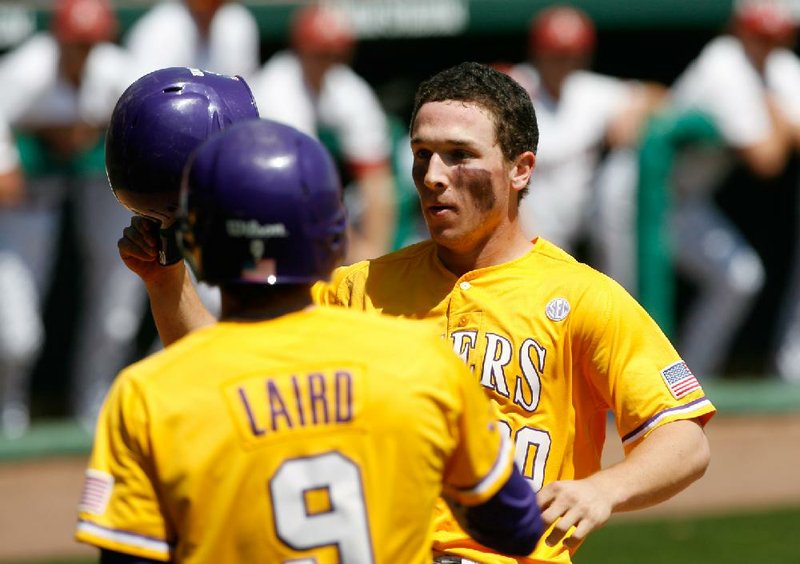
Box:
[354,166,396,259]
[589,419,710,513]
[145,263,215,347]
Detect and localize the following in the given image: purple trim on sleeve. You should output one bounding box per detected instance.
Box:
[621,397,713,444]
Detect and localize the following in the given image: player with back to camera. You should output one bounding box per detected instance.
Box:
[117,62,715,563]
[75,117,545,562]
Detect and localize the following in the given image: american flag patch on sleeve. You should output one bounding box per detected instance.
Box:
[78,469,114,516]
[660,361,701,399]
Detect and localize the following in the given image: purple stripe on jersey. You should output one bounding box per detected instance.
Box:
[621,397,710,443]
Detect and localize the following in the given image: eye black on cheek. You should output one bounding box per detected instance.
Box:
[454,166,495,212]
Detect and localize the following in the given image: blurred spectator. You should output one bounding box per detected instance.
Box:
[123,0,259,80]
[509,4,666,291]
[667,0,800,379]
[251,4,397,263]
[0,0,142,433]
[0,111,32,438]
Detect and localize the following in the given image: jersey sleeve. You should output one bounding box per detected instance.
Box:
[312,262,372,309]
[575,274,716,453]
[75,372,173,561]
[441,352,515,506]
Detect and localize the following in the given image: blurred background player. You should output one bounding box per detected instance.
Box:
[666,0,800,379]
[123,0,259,80]
[76,117,544,562]
[510,4,666,291]
[0,111,32,438]
[0,0,140,434]
[251,3,398,263]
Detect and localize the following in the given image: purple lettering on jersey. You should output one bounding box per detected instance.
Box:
[335,370,353,423]
[291,375,306,426]
[238,387,265,436]
[308,372,329,424]
[267,379,293,431]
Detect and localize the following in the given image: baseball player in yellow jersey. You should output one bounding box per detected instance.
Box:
[76,118,545,562]
[317,62,716,563]
[116,63,714,563]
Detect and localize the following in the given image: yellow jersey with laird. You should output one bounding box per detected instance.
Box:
[315,238,716,563]
[75,306,513,563]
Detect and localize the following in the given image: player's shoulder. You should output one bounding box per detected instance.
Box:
[531,238,625,294]
[2,33,57,68]
[215,1,257,23]
[257,50,301,80]
[334,240,436,281]
[695,35,748,71]
[113,325,222,389]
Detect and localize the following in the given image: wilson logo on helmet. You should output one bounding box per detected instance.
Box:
[226,220,289,238]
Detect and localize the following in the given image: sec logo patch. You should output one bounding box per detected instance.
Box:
[546,297,570,322]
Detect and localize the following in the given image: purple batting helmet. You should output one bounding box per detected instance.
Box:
[178,118,347,286]
[105,67,258,264]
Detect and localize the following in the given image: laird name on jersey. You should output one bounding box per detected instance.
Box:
[234,369,355,437]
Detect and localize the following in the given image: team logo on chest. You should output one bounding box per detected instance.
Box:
[545,297,570,322]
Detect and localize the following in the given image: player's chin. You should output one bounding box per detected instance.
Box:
[426,225,464,248]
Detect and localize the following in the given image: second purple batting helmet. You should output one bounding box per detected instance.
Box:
[105,67,259,225]
[178,118,347,286]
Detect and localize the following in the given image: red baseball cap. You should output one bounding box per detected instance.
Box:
[52,0,117,44]
[734,0,796,44]
[529,5,596,56]
[290,5,355,56]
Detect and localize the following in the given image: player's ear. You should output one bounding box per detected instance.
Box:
[510,151,535,193]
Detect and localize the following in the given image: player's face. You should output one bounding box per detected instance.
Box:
[410,100,518,254]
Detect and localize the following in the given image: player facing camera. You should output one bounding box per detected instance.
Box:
[176,118,348,292]
[105,66,259,265]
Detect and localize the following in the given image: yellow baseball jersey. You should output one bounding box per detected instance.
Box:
[316,238,716,563]
[75,306,514,563]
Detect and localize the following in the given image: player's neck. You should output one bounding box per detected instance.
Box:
[220,284,316,321]
[436,226,534,277]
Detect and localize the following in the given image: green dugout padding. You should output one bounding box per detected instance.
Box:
[15,130,107,179]
[637,110,721,338]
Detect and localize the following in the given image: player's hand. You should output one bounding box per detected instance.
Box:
[536,478,613,549]
[118,215,182,284]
